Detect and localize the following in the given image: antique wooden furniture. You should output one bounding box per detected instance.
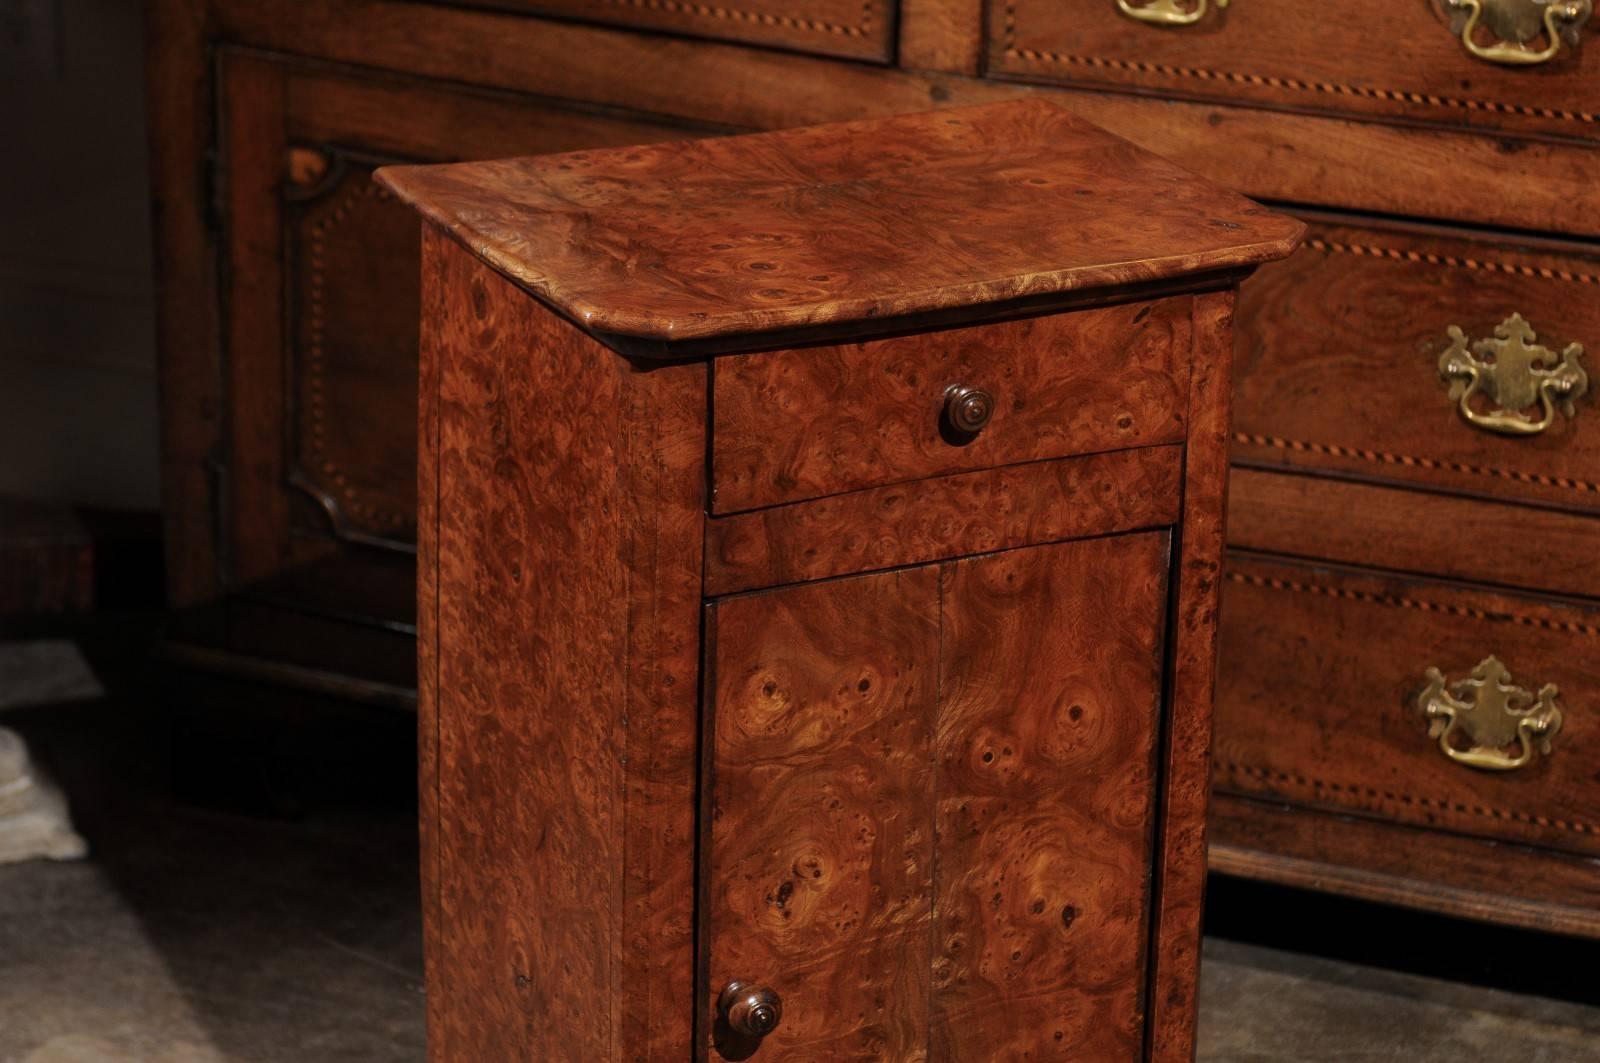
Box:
[149,0,1600,937]
[0,499,92,615]
[379,99,1300,1059]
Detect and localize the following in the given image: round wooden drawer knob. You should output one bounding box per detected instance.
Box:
[943,383,996,438]
[718,980,783,1039]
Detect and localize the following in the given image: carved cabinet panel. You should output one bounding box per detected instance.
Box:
[212,52,710,645]
[703,532,1170,1059]
[286,155,420,547]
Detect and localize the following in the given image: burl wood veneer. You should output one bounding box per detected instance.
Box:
[384,99,1300,1061]
[148,0,1600,951]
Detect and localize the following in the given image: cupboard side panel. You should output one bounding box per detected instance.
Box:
[417,226,444,1051]
[433,234,623,1059]
[706,568,940,1060]
[934,533,1169,1059]
[1148,289,1235,1063]
[619,353,710,1059]
[430,233,705,1060]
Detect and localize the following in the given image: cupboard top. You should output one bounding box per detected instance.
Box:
[375,99,1302,350]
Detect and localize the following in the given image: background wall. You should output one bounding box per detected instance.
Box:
[1,0,159,511]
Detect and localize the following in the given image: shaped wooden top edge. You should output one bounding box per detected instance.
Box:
[377,98,1304,348]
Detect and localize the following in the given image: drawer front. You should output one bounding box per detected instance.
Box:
[1234,217,1600,515]
[711,297,1191,513]
[704,534,1168,1058]
[1215,554,1600,859]
[990,0,1600,142]
[467,0,896,61]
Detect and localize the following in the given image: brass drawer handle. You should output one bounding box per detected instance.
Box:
[1438,313,1587,435]
[1117,0,1228,26]
[1417,656,1564,771]
[1442,0,1592,64]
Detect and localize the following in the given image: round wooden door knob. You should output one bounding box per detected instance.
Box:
[943,383,996,436]
[718,981,783,1039]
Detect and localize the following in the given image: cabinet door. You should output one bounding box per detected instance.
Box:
[197,53,712,679]
[703,532,1171,1060]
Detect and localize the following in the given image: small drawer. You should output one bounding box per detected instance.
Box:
[460,0,897,62]
[1215,554,1600,859]
[1233,216,1600,514]
[710,297,1191,513]
[990,0,1599,142]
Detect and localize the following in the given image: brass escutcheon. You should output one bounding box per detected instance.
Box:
[1438,313,1587,435]
[1417,656,1563,771]
[1442,0,1593,64]
[1116,0,1228,26]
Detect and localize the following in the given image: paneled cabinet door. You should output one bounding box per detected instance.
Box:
[205,53,710,662]
[703,532,1171,1060]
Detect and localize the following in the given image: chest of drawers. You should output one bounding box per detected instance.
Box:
[149,0,1600,942]
[379,99,1300,1059]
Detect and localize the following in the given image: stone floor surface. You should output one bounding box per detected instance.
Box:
[2,632,1598,1062]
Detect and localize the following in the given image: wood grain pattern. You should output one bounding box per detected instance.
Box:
[282,61,718,166]
[145,0,1600,972]
[1235,215,1600,513]
[705,567,940,1060]
[617,332,711,1062]
[473,0,896,62]
[1058,90,1600,242]
[934,533,1169,1059]
[161,0,1600,618]
[416,225,445,1050]
[705,445,1183,595]
[1227,468,1600,601]
[992,0,1600,142]
[426,235,705,1060]
[376,99,1301,346]
[182,49,714,693]
[1216,552,1600,858]
[1147,290,1235,1063]
[711,298,1192,512]
[899,0,985,74]
[212,3,1600,238]
[1210,794,1600,940]
[273,61,712,550]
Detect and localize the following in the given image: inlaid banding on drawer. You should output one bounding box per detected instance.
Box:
[1234,219,1600,513]
[1215,554,1600,858]
[711,297,1191,514]
[706,445,1182,595]
[991,0,1600,141]
[460,0,895,62]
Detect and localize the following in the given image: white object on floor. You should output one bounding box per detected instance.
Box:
[0,727,87,864]
[0,639,104,710]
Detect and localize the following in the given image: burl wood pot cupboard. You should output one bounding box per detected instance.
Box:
[148,0,1600,938]
[379,98,1300,1061]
